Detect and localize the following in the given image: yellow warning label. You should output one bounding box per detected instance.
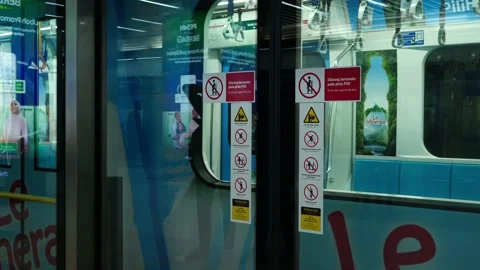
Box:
[234,107,248,122]
[232,199,250,222]
[300,207,321,232]
[304,107,320,123]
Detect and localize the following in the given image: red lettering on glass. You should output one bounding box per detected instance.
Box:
[329,211,436,269]
[9,179,30,221]
[0,180,57,269]
[384,225,436,270]
[328,211,355,270]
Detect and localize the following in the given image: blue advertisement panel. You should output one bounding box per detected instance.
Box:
[301,197,480,270]
[346,0,480,32]
[0,3,59,269]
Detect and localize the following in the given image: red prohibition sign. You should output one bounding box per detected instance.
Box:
[235,129,247,144]
[205,76,224,100]
[304,184,318,201]
[234,153,247,168]
[235,178,247,193]
[304,157,318,174]
[299,72,321,99]
[304,131,319,148]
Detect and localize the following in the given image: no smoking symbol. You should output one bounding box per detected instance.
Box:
[299,72,321,99]
[304,157,318,174]
[304,184,318,201]
[234,153,247,168]
[304,131,319,147]
[235,178,247,194]
[205,76,223,100]
[235,129,247,144]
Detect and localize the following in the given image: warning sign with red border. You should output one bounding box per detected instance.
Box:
[295,67,361,103]
[295,68,325,103]
[203,71,256,103]
[203,73,226,103]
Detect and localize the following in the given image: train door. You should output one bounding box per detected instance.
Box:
[0,1,63,269]
[286,0,480,269]
[101,0,298,269]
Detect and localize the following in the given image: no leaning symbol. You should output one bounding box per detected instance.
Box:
[304,184,318,201]
[205,76,223,100]
[235,178,247,194]
[299,72,321,99]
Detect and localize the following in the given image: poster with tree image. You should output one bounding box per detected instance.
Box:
[356,50,397,156]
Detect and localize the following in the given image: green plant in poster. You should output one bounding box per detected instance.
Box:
[356,50,397,156]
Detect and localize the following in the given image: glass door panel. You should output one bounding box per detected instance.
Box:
[0,1,63,269]
[105,0,259,268]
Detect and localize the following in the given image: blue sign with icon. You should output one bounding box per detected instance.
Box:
[401,30,425,46]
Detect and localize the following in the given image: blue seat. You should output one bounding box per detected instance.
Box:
[399,162,450,199]
[451,164,480,201]
[353,159,400,194]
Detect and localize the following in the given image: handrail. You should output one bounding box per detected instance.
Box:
[332,42,355,68]
[0,192,56,204]
[325,0,367,181]
[325,42,357,179]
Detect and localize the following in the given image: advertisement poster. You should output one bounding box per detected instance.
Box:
[355,50,397,156]
[161,13,204,159]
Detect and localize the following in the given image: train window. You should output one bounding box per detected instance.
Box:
[424,45,480,159]
[203,1,257,183]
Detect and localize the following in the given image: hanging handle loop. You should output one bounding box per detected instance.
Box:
[391,0,403,48]
[354,0,367,51]
[438,0,446,45]
[408,0,425,21]
[391,29,403,48]
[318,36,328,54]
[473,0,480,15]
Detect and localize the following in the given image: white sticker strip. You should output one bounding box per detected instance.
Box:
[230,102,252,224]
[298,102,324,234]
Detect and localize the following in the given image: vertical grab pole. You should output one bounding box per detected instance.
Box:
[325,0,366,185]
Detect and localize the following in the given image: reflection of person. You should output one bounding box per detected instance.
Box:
[179,109,200,160]
[187,109,200,138]
[3,100,28,151]
[171,111,186,149]
[126,101,144,163]
[176,121,188,148]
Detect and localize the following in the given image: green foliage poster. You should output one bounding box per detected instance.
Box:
[356,50,397,156]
